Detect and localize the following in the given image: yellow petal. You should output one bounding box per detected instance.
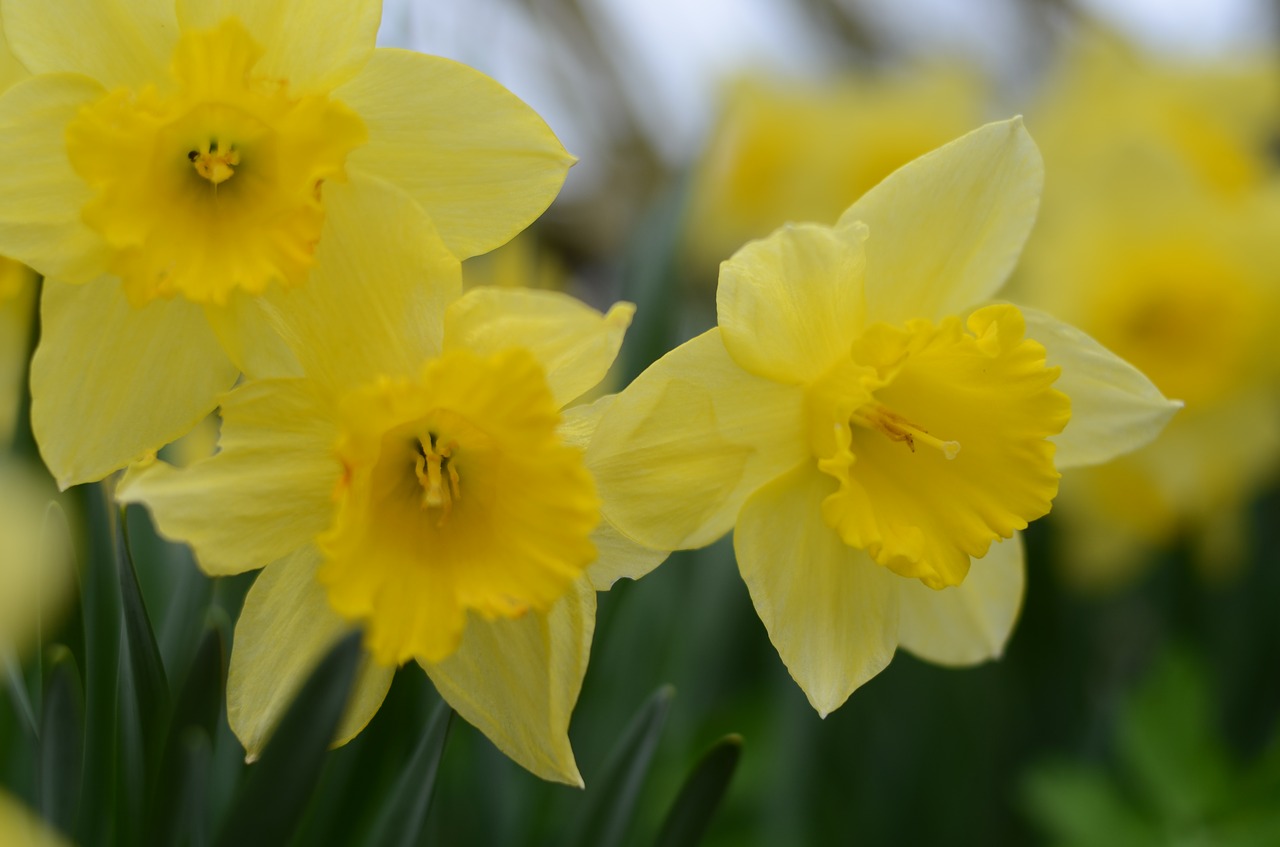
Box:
[203,293,302,379]
[0,74,112,284]
[31,278,238,488]
[896,533,1024,666]
[422,579,595,786]
[587,329,808,551]
[175,0,380,93]
[117,379,340,576]
[0,261,37,445]
[0,15,28,91]
[1020,306,1182,469]
[838,118,1042,324]
[336,49,575,259]
[717,221,868,383]
[228,547,394,760]
[445,287,634,407]
[735,463,899,717]
[2,0,176,88]
[562,396,670,590]
[263,175,462,393]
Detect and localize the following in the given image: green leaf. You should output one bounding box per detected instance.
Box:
[654,734,742,847]
[73,483,122,845]
[213,630,363,847]
[149,619,227,845]
[569,685,675,847]
[364,698,453,847]
[38,646,83,836]
[1021,760,1159,847]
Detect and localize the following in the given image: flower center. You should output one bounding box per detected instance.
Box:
[189,140,241,185]
[807,304,1069,588]
[849,403,960,460]
[64,17,367,306]
[414,433,461,524]
[319,347,600,666]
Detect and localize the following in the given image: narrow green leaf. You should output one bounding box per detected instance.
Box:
[38,646,83,836]
[149,620,226,845]
[116,505,170,749]
[213,631,363,847]
[74,482,122,846]
[2,646,38,740]
[654,734,743,847]
[364,699,453,847]
[569,685,675,847]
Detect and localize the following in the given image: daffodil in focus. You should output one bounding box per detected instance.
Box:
[684,68,984,273]
[118,181,663,785]
[1013,41,1280,588]
[0,0,575,488]
[588,119,1180,715]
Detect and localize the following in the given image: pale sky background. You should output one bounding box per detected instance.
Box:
[377,0,1275,198]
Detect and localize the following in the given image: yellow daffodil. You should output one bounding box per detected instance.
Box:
[587,119,1179,715]
[684,67,985,274]
[0,259,36,447]
[1013,42,1280,588]
[0,0,575,488]
[118,180,663,785]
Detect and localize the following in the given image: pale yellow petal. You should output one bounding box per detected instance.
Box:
[1,0,176,88]
[0,15,28,91]
[896,533,1024,666]
[445,287,633,407]
[176,0,379,92]
[838,118,1042,323]
[717,221,867,383]
[735,463,899,717]
[264,175,461,393]
[117,379,340,576]
[0,74,112,283]
[31,278,238,488]
[203,294,302,379]
[337,49,575,259]
[587,329,808,551]
[228,547,394,760]
[561,395,670,590]
[1021,306,1181,469]
[422,579,595,786]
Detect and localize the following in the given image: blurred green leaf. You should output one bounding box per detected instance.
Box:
[213,630,362,847]
[654,733,742,847]
[1116,651,1230,824]
[38,646,82,837]
[569,685,675,847]
[150,619,227,845]
[1022,760,1159,847]
[2,646,38,740]
[364,698,453,847]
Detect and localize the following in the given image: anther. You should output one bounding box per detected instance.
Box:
[850,404,961,460]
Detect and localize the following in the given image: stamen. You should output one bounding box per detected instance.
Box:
[850,404,961,460]
[414,435,460,525]
[190,140,241,185]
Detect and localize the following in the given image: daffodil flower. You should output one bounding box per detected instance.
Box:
[0,0,575,487]
[118,179,663,785]
[587,119,1180,716]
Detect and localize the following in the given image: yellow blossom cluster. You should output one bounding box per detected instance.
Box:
[0,0,1180,790]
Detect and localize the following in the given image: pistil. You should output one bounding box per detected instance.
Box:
[189,141,240,185]
[414,435,461,525]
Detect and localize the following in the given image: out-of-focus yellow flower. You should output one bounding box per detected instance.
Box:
[0,259,36,447]
[0,0,575,488]
[588,120,1179,716]
[0,460,73,658]
[119,181,662,785]
[0,791,70,847]
[1015,41,1280,589]
[684,67,985,272]
[464,232,568,292]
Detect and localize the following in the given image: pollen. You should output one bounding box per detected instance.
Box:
[189,142,241,185]
[851,403,961,460]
